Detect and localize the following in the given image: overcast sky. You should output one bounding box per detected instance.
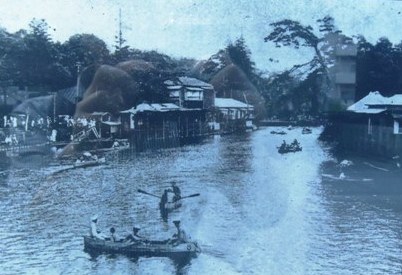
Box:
[1,0,402,72]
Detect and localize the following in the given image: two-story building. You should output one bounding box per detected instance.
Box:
[164,76,215,109]
[323,33,357,109]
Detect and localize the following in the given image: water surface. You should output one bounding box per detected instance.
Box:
[1,127,402,274]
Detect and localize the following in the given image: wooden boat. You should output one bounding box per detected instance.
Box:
[270,130,287,135]
[83,236,201,259]
[74,157,106,168]
[302,127,312,134]
[50,157,106,175]
[277,141,302,154]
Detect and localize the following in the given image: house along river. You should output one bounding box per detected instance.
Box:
[1,126,402,274]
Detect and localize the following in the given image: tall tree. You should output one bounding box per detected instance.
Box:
[112,8,134,63]
[0,28,19,86]
[264,16,356,114]
[264,19,327,73]
[356,36,402,99]
[18,18,60,91]
[264,16,349,83]
[226,36,255,77]
[61,33,111,87]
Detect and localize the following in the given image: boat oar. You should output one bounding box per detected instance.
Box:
[178,193,200,200]
[137,189,161,198]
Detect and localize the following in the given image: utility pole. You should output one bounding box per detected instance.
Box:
[76,62,82,103]
[118,8,123,50]
[115,8,126,51]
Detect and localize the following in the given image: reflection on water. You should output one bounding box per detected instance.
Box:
[1,127,402,274]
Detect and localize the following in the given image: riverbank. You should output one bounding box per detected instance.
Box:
[258,118,324,127]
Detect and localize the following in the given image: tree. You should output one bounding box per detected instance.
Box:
[16,18,62,91]
[264,18,331,78]
[264,16,356,115]
[263,71,299,118]
[0,28,18,86]
[356,36,402,99]
[226,36,255,77]
[61,33,111,86]
[112,8,131,63]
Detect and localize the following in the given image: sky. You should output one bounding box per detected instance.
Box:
[1,0,402,73]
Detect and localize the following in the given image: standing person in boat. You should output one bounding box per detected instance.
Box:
[125,227,145,243]
[170,220,190,245]
[280,140,287,150]
[159,189,169,221]
[90,215,106,240]
[170,182,181,203]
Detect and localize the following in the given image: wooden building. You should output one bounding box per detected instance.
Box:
[323,91,402,157]
[164,77,215,109]
[212,97,255,133]
[88,112,121,139]
[120,103,208,151]
[322,32,357,109]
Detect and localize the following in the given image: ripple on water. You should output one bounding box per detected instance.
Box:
[1,128,402,274]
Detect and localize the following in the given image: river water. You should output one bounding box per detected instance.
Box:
[1,126,402,274]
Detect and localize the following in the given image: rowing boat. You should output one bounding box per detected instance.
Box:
[83,236,201,259]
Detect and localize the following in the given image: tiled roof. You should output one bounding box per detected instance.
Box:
[120,103,182,114]
[177,76,213,88]
[214,98,254,109]
[348,91,402,113]
[57,86,85,104]
[165,77,213,89]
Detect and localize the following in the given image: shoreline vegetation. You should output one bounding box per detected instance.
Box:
[2,15,402,159]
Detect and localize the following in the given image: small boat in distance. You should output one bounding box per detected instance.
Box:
[270,130,287,135]
[302,127,312,134]
[49,154,106,175]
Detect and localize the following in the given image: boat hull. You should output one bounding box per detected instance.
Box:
[83,236,200,259]
[277,146,302,154]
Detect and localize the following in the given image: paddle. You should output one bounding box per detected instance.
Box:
[138,189,200,200]
[177,193,200,200]
[137,189,161,198]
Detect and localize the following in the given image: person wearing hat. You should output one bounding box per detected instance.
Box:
[110,227,117,242]
[90,215,106,240]
[125,226,145,243]
[170,220,190,245]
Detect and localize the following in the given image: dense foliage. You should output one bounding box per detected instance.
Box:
[0,19,194,94]
[355,36,402,100]
[2,16,402,120]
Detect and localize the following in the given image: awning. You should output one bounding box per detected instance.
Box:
[349,108,386,114]
[167,85,182,90]
[186,87,203,91]
[102,121,121,126]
